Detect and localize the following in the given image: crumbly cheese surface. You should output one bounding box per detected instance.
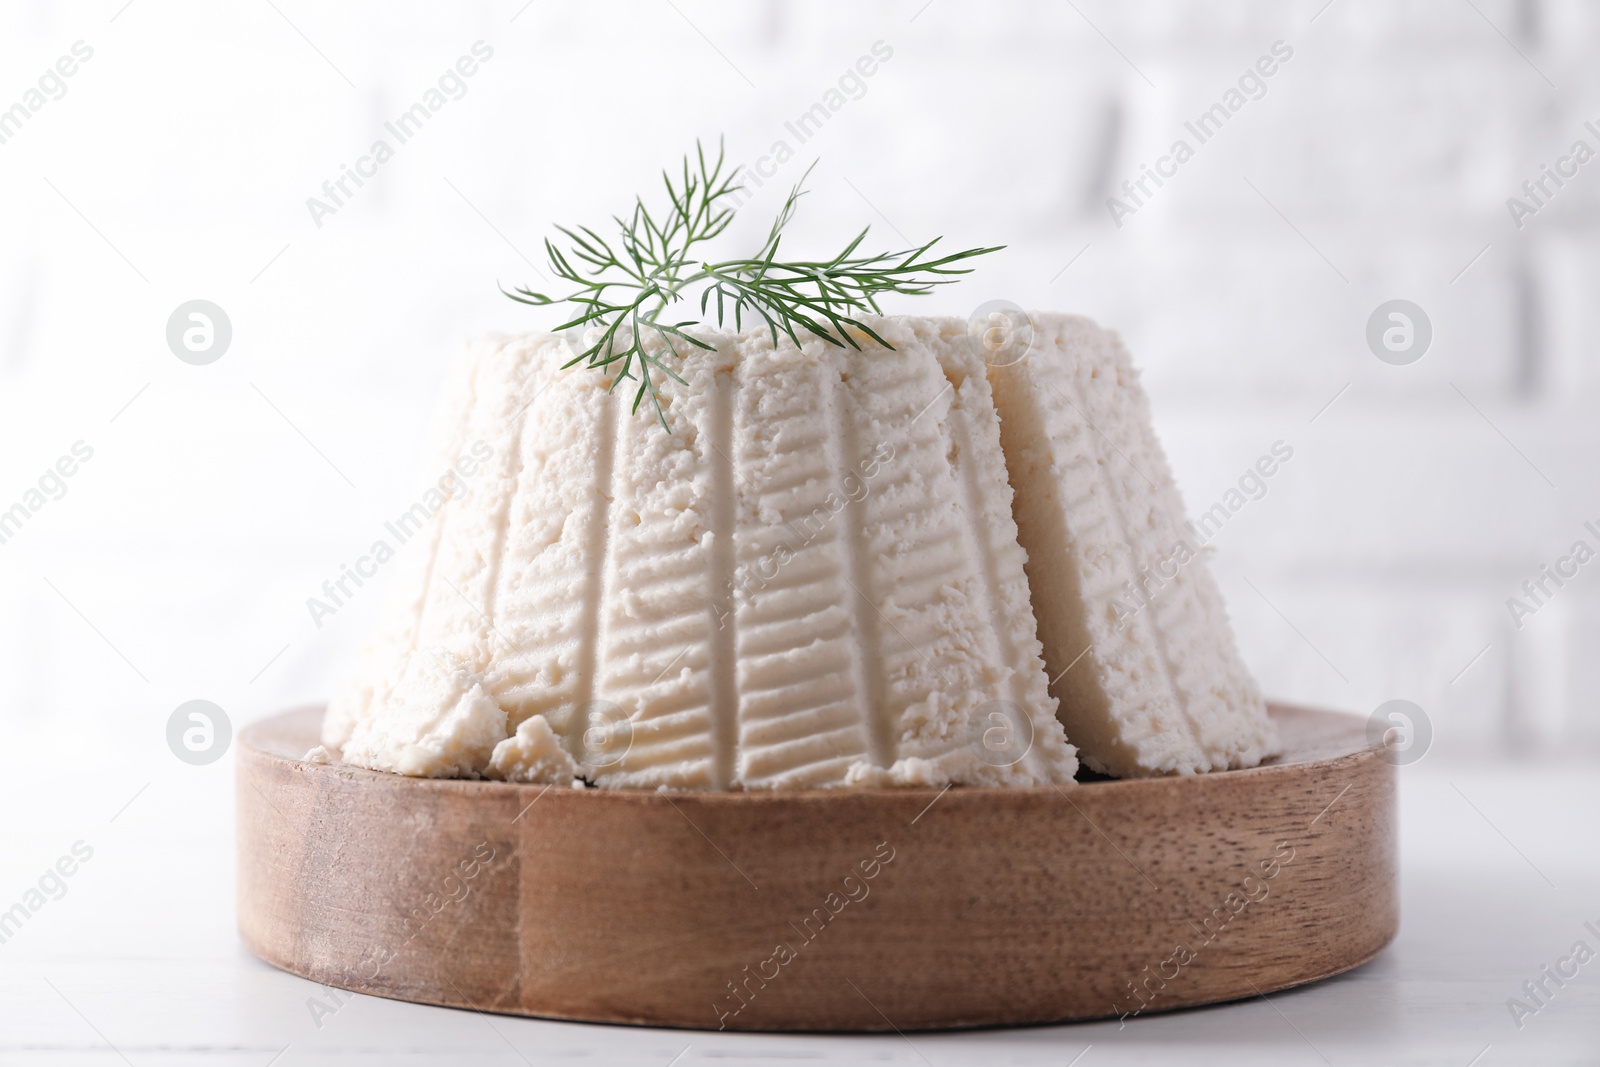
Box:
[326,314,1275,785]
[988,314,1277,776]
[325,320,1081,789]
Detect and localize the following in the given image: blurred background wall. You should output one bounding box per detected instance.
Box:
[2,0,1596,772]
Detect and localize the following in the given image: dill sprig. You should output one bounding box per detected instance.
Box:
[503,139,1001,430]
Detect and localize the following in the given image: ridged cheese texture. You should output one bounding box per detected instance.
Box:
[989,315,1277,775]
[326,317,1085,789]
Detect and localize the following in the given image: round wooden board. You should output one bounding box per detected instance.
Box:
[237,704,1396,1032]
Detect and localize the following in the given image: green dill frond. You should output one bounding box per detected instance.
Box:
[505,137,1000,430]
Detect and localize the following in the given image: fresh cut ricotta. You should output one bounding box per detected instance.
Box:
[327,318,1080,789]
[324,313,1275,787]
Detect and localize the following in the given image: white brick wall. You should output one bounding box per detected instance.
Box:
[1,0,1595,762]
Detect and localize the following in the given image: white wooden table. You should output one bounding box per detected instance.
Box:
[1,737,1595,1066]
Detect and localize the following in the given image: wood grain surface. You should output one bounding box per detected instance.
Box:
[236,704,1396,1032]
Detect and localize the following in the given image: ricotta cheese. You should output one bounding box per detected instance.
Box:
[988,314,1276,775]
[324,313,1275,787]
[325,319,1081,789]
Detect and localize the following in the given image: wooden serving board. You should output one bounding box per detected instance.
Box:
[237,704,1396,1032]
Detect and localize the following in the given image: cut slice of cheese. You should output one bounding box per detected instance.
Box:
[988,314,1277,776]
[326,319,1081,789]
